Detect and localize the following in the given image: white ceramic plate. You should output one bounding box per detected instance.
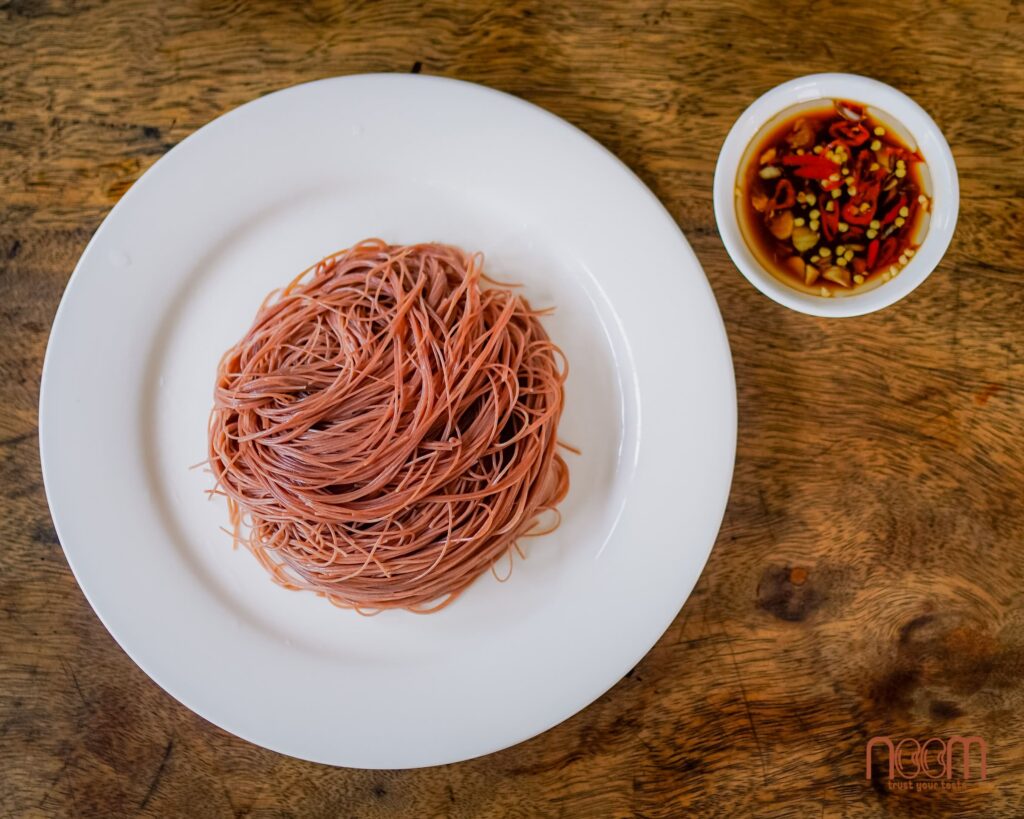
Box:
[39,75,735,768]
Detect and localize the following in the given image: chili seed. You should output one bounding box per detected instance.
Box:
[870,139,882,151]
[853,274,865,284]
[874,126,886,136]
[899,206,909,217]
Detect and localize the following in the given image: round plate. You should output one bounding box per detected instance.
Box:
[39,75,735,768]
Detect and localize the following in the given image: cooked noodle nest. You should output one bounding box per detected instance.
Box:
[208,239,570,613]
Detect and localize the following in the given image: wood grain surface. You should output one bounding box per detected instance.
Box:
[2,0,1023,816]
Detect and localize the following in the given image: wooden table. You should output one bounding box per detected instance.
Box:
[2,1,1022,815]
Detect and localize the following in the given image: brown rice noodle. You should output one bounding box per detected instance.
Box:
[207,239,569,613]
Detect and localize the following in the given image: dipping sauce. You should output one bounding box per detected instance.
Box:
[737,99,931,296]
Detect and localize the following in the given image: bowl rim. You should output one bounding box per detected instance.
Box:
[713,72,959,318]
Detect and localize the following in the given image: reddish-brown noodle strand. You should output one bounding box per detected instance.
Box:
[208,240,569,613]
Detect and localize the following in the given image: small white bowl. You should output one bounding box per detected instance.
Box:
[714,73,958,317]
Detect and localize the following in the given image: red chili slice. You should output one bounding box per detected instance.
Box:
[770,178,796,210]
[829,121,870,146]
[880,195,907,225]
[853,148,879,181]
[841,202,870,226]
[825,139,848,155]
[875,238,900,269]
[841,183,880,226]
[866,239,879,269]
[886,146,917,164]
[781,153,839,179]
